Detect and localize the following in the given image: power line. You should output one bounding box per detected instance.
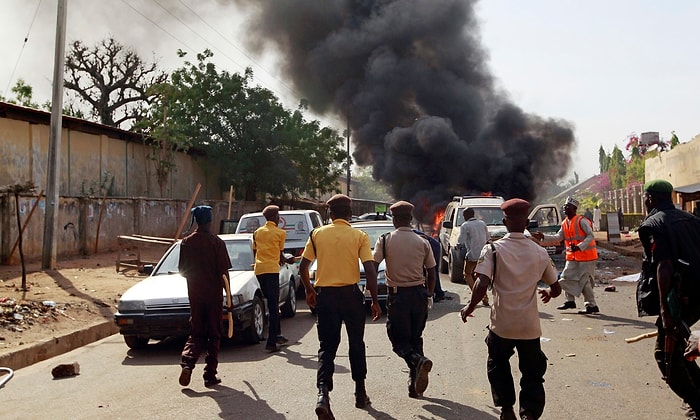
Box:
[119,0,198,53]
[5,0,43,96]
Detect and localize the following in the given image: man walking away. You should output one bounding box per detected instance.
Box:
[253,205,294,353]
[638,179,700,419]
[533,196,599,314]
[461,199,561,420]
[178,206,232,387]
[299,194,382,420]
[374,201,436,398]
[458,207,490,305]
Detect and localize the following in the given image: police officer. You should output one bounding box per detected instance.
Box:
[299,194,381,420]
[373,201,436,398]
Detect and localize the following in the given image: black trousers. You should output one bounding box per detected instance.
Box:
[386,285,429,375]
[654,305,700,413]
[258,273,280,347]
[315,285,367,391]
[486,330,547,419]
[181,301,222,379]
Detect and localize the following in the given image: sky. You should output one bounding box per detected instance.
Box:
[1,0,699,182]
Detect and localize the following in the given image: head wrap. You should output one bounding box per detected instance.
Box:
[191,205,213,225]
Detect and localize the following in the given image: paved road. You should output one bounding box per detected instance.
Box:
[0,272,691,419]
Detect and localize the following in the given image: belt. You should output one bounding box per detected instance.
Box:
[388,285,425,294]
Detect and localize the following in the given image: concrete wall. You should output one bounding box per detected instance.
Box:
[0,112,221,200]
[0,194,264,263]
[646,135,700,190]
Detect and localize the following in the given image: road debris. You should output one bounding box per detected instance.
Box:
[1,297,75,332]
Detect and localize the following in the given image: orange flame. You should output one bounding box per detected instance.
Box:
[431,208,445,237]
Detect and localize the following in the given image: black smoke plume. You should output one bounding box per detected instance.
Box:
[234,0,575,223]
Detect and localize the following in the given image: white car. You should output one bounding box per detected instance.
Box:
[114,234,299,349]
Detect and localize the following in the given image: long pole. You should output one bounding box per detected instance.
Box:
[42,0,67,270]
[346,120,351,196]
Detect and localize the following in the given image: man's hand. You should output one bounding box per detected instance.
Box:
[532,231,544,241]
[685,334,700,362]
[539,289,553,303]
[305,288,317,309]
[427,296,433,310]
[460,305,474,323]
[370,301,382,321]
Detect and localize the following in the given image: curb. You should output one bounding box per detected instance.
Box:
[597,240,643,259]
[0,321,118,371]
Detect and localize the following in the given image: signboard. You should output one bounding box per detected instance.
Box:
[606,212,621,243]
[374,203,387,213]
[640,131,660,146]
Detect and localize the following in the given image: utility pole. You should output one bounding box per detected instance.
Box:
[346,120,351,196]
[42,0,67,269]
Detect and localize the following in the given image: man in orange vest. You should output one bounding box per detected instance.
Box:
[533,196,599,314]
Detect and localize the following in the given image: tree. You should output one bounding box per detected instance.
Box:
[598,145,610,173]
[64,37,167,128]
[168,50,345,200]
[670,131,680,149]
[608,145,627,189]
[354,166,392,201]
[0,181,37,291]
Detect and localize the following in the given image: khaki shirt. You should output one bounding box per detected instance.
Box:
[301,219,373,287]
[475,232,558,340]
[373,227,436,288]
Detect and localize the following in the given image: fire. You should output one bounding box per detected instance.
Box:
[481,192,492,197]
[431,209,445,237]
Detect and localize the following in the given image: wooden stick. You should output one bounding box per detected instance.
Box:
[174,183,201,240]
[223,274,233,338]
[94,189,109,253]
[9,190,44,263]
[625,331,658,343]
[227,185,234,219]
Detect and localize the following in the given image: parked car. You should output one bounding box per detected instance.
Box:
[307,221,394,312]
[235,209,324,262]
[114,234,299,349]
[439,196,562,283]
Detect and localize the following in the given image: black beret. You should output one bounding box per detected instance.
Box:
[644,179,674,194]
[501,198,530,218]
[262,205,279,219]
[389,200,414,216]
[326,194,352,208]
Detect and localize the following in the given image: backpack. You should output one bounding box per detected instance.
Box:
[636,209,700,317]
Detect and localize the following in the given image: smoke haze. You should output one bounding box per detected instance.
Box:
[234,0,575,221]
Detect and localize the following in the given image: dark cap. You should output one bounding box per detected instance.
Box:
[644,179,674,194]
[191,205,213,225]
[326,194,352,209]
[262,205,279,220]
[389,200,414,217]
[501,198,530,218]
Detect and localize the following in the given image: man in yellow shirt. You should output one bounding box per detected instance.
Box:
[299,194,381,420]
[253,205,293,353]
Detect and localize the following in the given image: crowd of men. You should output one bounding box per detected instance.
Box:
[176,179,700,420]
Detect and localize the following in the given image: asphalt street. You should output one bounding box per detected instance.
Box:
[0,267,692,420]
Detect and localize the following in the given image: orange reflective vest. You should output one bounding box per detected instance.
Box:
[562,215,598,262]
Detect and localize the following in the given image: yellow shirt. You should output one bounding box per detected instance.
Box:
[253,221,286,275]
[302,218,373,287]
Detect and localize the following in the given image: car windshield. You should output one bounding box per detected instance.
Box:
[455,207,505,226]
[237,214,312,244]
[356,225,394,250]
[153,239,254,275]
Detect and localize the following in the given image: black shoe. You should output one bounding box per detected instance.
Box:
[316,389,334,420]
[354,392,371,408]
[414,356,433,394]
[578,305,600,314]
[204,376,221,387]
[556,301,576,310]
[520,410,536,420]
[178,366,192,386]
[265,343,280,353]
[500,407,517,420]
[276,335,289,345]
[408,378,421,398]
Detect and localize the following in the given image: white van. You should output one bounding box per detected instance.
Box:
[235,209,324,259]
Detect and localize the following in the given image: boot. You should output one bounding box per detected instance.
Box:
[410,353,433,394]
[408,376,421,398]
[354,380,370,408]
[315,386,334,420]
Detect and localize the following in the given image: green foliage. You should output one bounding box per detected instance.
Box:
[670,131,680,149]
[166,50,345,201]
[598,145,610,173]
[353,166,392,201]
[608,146,627,189]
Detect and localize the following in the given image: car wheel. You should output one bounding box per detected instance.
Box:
[448,251,464,284]
[246,296,266,344]
[123,335,149,349]
[281,282,296,318]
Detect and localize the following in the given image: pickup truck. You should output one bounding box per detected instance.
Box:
[439,196,562,283]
